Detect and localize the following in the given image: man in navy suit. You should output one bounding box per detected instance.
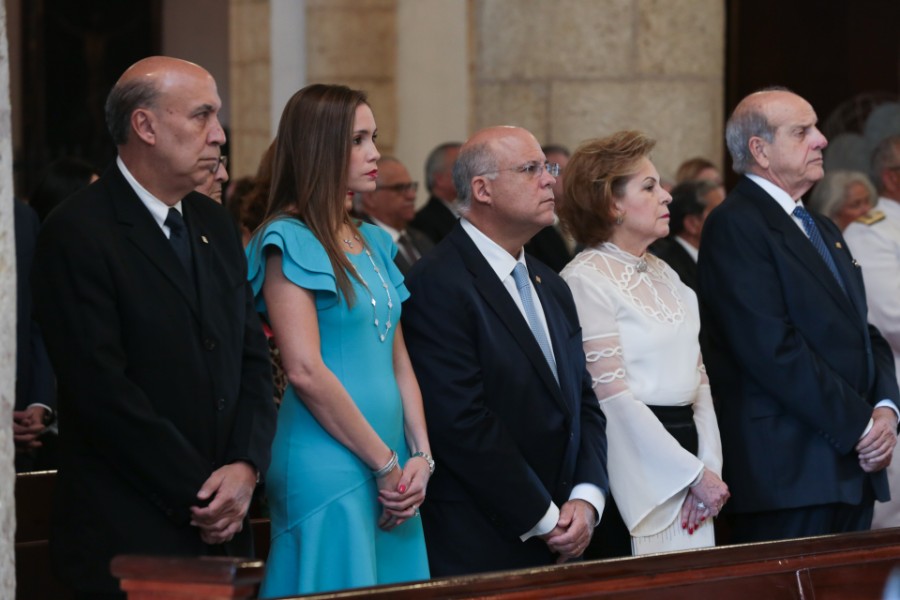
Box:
[32,56,276,598]
[402,126,609,576]
[698,88,899,543]
[410,141,461,243]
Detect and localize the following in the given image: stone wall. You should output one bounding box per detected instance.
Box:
[229,0,272,178]
[472,0,725,178]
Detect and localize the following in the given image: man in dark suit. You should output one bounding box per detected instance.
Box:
[357,156,433,274]
[651,179,724,291]
[698,88,899,543]
[402,125,609,576]
[13,199,56,472]
[32,56,276,598]
[410,141,461,243]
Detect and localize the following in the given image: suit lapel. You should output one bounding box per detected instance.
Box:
[449,227,568,411]
[183,196,211,317]
[741,178,855,315]
[107,165,201,318]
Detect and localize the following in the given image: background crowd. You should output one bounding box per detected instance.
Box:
[12,56,900,599]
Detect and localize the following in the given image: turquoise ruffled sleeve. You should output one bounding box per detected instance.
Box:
[246,218,339,317]
[359,222,410,304]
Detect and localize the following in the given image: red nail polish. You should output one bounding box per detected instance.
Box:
[398,484,406,493]
[682,521,687,529]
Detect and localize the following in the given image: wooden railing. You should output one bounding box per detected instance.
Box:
[16,470,900,599]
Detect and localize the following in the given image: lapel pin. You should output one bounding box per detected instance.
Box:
[835,241,842,249]
[535,276,542,284]
[200,235,209,244]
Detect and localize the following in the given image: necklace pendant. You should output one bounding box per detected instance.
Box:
[371,298,376,306]
[635,259,648,273]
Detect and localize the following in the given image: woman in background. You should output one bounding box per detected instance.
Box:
[808,169,876,231]
[247,84,432,596]
[559,131,729,557]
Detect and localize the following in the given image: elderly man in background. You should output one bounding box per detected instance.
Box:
[32,56,276,598]
[196,153,230,203]
[402,125,608,576]
[843,134,900,528]
[698,87,898,544]
[357,156,433,273]
[410,141,462,244]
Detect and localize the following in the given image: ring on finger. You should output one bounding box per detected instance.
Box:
[697,502,707,510]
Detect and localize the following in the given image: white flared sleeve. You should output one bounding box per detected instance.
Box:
[693,359,723,477]
[565,270,704,536]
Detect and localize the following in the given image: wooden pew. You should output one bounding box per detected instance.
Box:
[111,528,900,599]
[14,470,71,600]
[13,470,271,600]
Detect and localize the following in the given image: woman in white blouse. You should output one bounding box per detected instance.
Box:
[558,131,729,557]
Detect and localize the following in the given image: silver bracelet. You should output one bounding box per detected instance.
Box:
[372,450,398,478]
[410,451,435,475]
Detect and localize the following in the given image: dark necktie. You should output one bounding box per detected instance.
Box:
[396,231,421,265]
[792,205,846,295]
[165,207,194,280]
[511,263,558,383]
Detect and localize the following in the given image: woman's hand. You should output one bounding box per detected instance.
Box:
[377,457,430,530]
[680,469,729,532]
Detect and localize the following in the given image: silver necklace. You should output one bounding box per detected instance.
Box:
[342,234,361,249]
[352,247,393,342]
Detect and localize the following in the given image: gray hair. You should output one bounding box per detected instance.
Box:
[871,134,900,193]
[725,107,776,174]
[105,78,162,145]
[808,169,876,220]
[452,141,498,212]
[425,142,462,193]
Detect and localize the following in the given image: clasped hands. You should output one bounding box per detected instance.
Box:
[540,499,597,564]
[376,456,432,531]
[190,462,257,545]
[857,407,898,473]
[680,470,729,534]
[13,406,49,450]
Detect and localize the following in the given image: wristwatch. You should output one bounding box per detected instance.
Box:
[410,451,435,475]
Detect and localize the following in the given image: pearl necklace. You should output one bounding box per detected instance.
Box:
[342,234,361,249]
[351,244,394,343]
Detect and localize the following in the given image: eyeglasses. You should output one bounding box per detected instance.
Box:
[377,181,419,193]
[209,155,228,174]
[479,161,560,179]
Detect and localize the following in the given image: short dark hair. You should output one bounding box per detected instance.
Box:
[541,144,570,158]
[425,142,462,193]
[667,180,720,236]
[105,78,162,145]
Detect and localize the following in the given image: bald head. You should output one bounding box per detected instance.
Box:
[107,56,226,205]
[453,126,556,254]
[726,89,827,199]
[106,56,217,146]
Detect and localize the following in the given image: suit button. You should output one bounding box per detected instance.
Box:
[217,398,226,410]
[204,338,216,350]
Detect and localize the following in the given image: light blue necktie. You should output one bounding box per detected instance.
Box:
[511,263,558,382]
[792,205,846,295]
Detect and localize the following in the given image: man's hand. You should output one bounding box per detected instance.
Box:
[13,406,48,449]
[190,462,257,544]
[543,499,596,563]
[857,407,898,473]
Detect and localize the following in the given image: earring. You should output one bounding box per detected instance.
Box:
[615,213,624,225]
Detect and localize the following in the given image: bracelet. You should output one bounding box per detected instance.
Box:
[372,450,398,478]
[410,451,435,475]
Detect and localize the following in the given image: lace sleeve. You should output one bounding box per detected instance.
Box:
[565,274,629,402]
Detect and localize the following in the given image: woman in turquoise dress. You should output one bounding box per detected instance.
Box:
[247,84,432,596]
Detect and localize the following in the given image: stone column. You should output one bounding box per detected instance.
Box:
[229,0,273,179]
[0,1,17,597]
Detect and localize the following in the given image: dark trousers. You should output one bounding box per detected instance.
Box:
[728,498,874,544]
